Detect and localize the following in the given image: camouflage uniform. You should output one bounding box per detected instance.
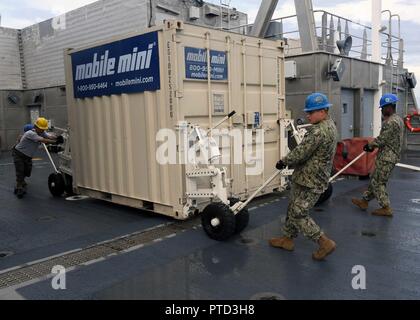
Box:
[363,113,404,208]
[282,117,338,242]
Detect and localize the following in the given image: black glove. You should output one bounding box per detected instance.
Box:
[363,144,374,153]
[276,160,287,171]
[56,135,64,145]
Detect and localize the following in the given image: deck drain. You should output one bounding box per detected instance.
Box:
[361,231,376,237]
[314,208,324,212]
[251,292,286,300]
[66,195,89,201]
[0,251,13,258]
[0,218,200,289]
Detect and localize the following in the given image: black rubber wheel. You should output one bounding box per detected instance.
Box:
[48,173,65,197]
[229,198,250,234]
[315,183,333,206]
[202,202,236,241]
[64,174,74,195]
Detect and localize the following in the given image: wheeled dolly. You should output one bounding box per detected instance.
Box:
[42,143,73,197]
[201,169,293,241]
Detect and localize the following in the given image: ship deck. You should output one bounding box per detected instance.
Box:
[0,150,420,300]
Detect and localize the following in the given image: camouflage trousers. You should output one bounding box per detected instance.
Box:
[283,183,323,242]
[363,159,396,208]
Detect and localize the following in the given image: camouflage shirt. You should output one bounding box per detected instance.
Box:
[370,113,404,163]
[284,117,338,193]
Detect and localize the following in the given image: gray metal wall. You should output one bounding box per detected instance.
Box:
[0,28,23,90]
[21,0,149,90]
[0,0,247,152]
[18,0,247,90]
[0,90,26,151]
[24,87,68,129]
[285,52,380,141]
[0,87,68,151]
[152,0,247,30]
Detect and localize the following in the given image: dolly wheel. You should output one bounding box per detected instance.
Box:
[202,202,236,241]
[48,173,65,197]
[229,198,250,234]
[315,183,333,206]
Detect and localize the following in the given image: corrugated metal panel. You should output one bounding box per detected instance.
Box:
[0,28,23,90]
[65,22,287,219]
[21,0,148,90]
[0,90,27,150]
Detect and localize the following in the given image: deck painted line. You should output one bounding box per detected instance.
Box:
[0,248,83,275]
[123,244,145,253]
[0,265,78,295]
[83,257,107,266]
[0,195,292,291]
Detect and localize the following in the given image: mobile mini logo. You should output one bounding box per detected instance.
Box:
[75,43,156,81]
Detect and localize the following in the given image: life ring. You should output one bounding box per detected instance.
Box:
[405,112,420,133]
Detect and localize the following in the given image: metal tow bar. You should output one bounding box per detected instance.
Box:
[201,169,293,242]
[42,143,59,174]
[396,163,420,172]
[329,151,368,182]
[202,139,420,242]
[329,151,420,179]
[43,143,66,197]
[232,152,369,217]
[231,170,288,215]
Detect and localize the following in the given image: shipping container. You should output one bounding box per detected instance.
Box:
[64,20,288,220]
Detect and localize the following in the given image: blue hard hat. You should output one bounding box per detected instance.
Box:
[304,93,332,112]
[23,124,34,132]
[380,94,398,108]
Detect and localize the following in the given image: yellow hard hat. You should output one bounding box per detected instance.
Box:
[34,117,49,130]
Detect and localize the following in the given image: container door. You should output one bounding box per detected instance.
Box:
[362,90,374,137]
[341,89,355,140]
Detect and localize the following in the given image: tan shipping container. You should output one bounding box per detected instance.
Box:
[64,20,288,220]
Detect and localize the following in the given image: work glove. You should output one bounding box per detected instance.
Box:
[276,160,287,171]
[363,144,375,153]
[56,135,64,145]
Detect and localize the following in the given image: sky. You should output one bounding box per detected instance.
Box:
[0,0,419,100]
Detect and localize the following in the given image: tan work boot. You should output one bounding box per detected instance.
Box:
[372,207,393,217]
[269,237,295,251]
[313,234,336,261]
[352,198,369,211]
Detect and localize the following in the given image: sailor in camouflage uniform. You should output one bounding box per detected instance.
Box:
[270,93,338,261]
[352,94,404,217]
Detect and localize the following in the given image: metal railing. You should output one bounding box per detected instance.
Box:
[228,9,404,65]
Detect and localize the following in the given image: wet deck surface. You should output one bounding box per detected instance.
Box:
[0,150,420,300]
